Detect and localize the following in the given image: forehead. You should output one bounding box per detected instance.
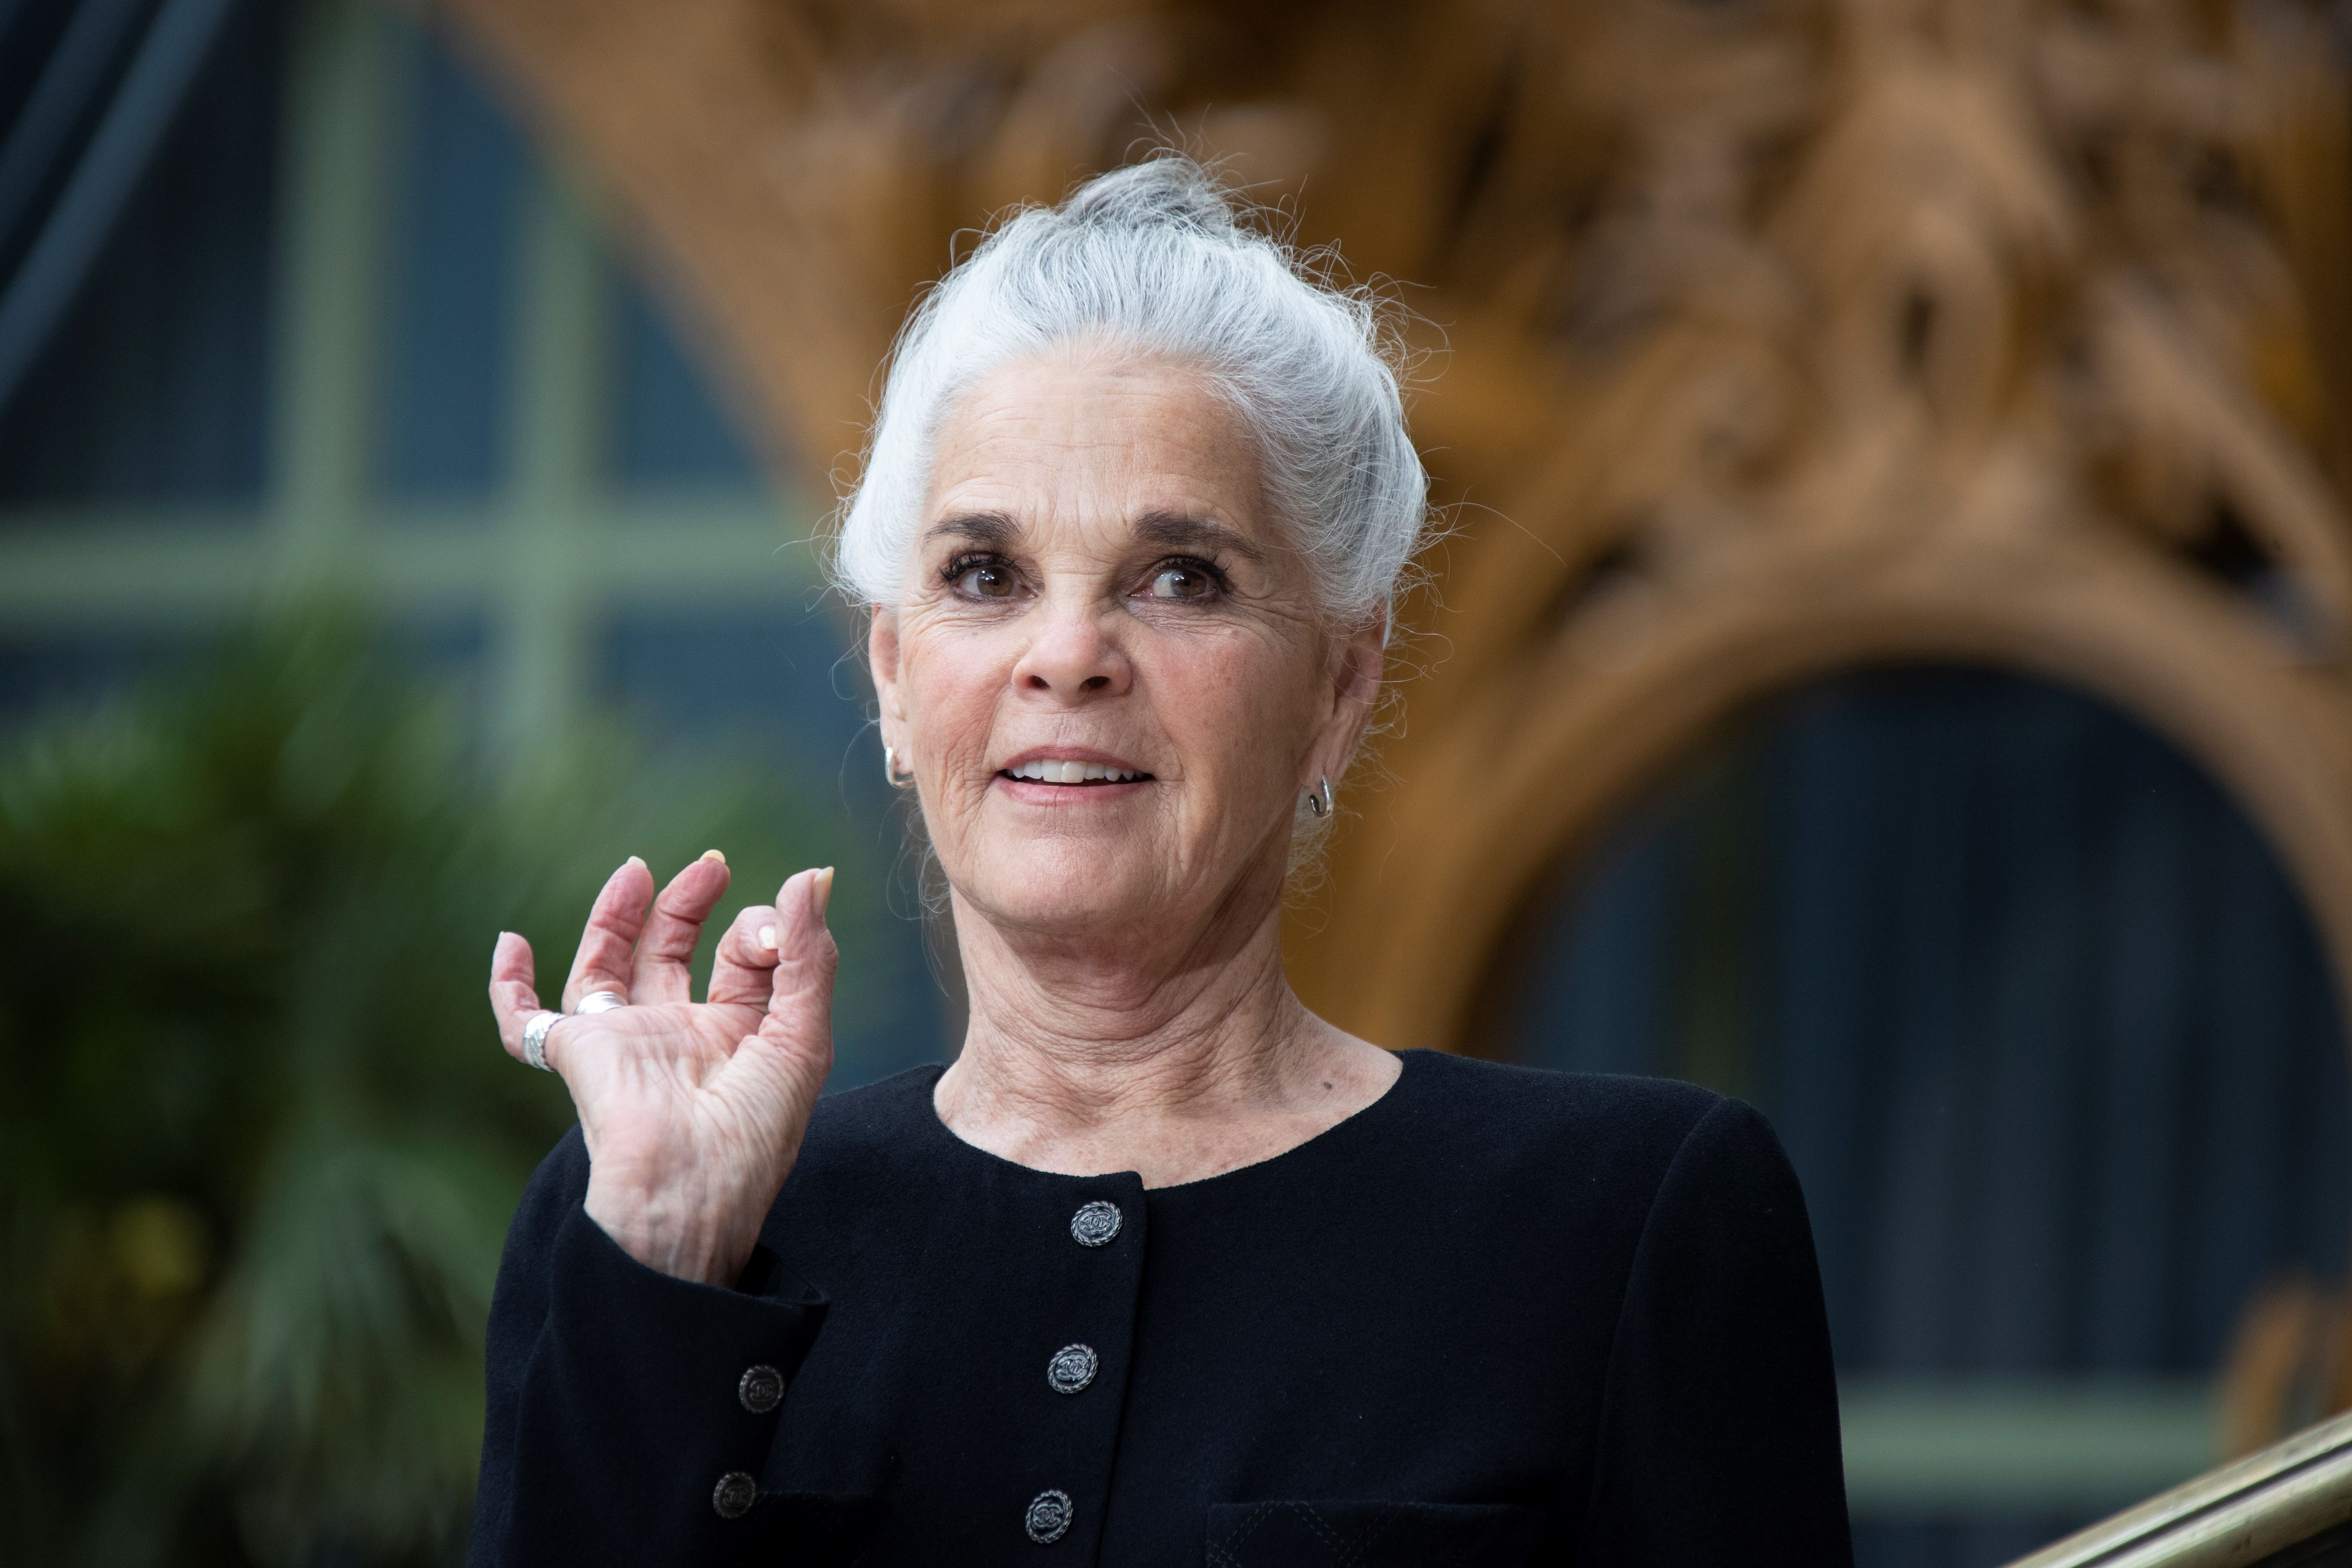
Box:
[922,349,1266,544]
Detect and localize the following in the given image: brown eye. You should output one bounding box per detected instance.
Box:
[1146,564,1217,601]
[955,563,1018,599]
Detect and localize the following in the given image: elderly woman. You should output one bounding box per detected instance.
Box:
[472,159,1850,1567]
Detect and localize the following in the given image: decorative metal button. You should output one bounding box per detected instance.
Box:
[1069,1200,1121,1247]
[738,1363,784,1414]
[712,1471,758,1519]
[1046,1343,1098,1395]
[1024,1488,1074,1544]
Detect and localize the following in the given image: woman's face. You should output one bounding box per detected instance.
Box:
[869,347,1383,945]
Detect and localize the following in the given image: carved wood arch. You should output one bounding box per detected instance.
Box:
[435,0,2352,1049]
[1312,523,2352,1051]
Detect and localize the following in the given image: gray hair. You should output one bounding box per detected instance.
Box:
[832,156,1428,625]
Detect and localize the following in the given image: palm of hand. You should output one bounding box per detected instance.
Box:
[489,853,838,1284]
[567,995,770,1152]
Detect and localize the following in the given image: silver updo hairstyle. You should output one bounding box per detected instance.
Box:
[831,155,1430,627]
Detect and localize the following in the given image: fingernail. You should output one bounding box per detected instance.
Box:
[626,855,646,870]
[759,924,778,950]
[813,866,836,919]
[700,848,726,865]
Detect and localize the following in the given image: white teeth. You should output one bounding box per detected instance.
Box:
[1008,760,1142,783]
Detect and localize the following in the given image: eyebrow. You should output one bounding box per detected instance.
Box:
[1134,511,1265,563]
[924,511,1018,547]
[922,509,1266,563]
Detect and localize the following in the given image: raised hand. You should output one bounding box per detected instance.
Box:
[487,852,837,1285]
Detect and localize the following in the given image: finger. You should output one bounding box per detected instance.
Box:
[716,868,838,1120]
[564,858,655,1011]
[761,868,836,1015]
[709,904,781,1008]
[630,850,733,1005]
[489,930,545,1060]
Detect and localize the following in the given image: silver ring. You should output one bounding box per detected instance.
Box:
[574,989,627,1015]
[520,1010,560,1072]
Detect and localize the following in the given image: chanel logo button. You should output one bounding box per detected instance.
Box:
[1069,1200,1121,1247]
[1025,1488,1074,1544]
[738,1363,784,1413]
[1046,1343,1098,1395]
[712,1471,758,1519]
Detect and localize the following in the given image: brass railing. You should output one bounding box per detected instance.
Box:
[2006,1410,2352,1568]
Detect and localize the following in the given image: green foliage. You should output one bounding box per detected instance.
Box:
[0,619,894,1566]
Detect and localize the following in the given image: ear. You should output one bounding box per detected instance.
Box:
[1314,607,1388,775]
[1338,606,1388,713]
[868,608,907,739]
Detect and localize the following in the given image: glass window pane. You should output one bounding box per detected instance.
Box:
[608,267,761,494]
[374,21,523,503]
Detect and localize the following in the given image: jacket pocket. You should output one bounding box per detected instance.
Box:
[1204,1500,1545,1568]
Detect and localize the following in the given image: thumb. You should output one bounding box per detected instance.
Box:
[716,867,837,1117]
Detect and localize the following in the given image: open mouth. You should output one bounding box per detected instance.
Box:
[1000,760,1153,785]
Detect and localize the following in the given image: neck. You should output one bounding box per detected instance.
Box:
[932,880,1398,1186]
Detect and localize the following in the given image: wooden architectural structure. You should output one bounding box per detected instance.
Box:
[435,0,2352,1055]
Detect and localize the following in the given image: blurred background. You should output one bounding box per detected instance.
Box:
[4,0,2352,1564]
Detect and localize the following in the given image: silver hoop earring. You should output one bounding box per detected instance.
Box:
[884,745,915,789]
[1305,776,1333,818]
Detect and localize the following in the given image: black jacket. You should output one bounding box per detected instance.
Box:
[470,1050,1853,1566]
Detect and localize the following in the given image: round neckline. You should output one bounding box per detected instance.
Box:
[911,1048,1424,1193]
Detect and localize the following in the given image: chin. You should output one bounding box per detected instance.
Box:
[959,849,1170,935]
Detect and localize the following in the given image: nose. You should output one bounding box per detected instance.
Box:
[1011,602,1132,702]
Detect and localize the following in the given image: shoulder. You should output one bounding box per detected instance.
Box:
[1387,1051,1789,1213]
[771,1064,950,1227]
[798,1063,947,1161]
[1394,1049,1727,1157]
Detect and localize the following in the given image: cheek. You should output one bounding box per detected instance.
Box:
[902,631,1005,769]
[1145,632,1323,790]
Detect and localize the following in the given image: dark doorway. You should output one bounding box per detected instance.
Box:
[1478,666,2352,1567]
